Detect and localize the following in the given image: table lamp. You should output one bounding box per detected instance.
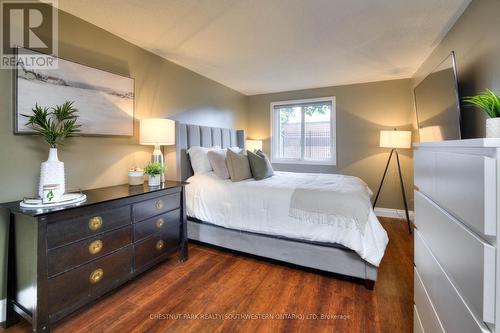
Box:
[140,118,175,183]
[246,139,263,152]
[372,129,412,233]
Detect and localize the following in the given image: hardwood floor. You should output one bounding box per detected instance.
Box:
[1,217,413,333]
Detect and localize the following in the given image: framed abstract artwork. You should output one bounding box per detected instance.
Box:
[14,47,135,136]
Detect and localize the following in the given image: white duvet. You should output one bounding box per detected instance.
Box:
[185,171,389,266]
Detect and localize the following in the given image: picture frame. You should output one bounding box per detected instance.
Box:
[13,47,135,137]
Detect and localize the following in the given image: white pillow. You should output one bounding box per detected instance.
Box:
[228,146,242,154]
[187,146,220,174]
[217,146,242,155]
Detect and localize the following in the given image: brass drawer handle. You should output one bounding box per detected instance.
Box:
[88,240,103,255]
[89,268,104,284]
[155,199,164,210]
[156,240,165,251]
[89,216,103,231]
[156,218,165,228]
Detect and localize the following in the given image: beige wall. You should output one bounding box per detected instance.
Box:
[0,10,247,299]
[411,0,500,138]
[247,79,414,211]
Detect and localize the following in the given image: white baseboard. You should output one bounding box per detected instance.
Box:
[375,207,414,221]
[0,298,5,322]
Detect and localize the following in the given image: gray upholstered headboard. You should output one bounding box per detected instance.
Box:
[175,122,245,181]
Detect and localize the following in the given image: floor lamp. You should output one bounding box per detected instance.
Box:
[372,129,412,234]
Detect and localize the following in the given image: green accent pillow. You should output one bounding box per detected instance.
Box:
[247,150,274,180]
[226,149,253,182]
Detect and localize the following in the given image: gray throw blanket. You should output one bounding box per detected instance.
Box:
[288,174,372,233]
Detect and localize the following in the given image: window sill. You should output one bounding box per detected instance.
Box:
[271,159,336,166]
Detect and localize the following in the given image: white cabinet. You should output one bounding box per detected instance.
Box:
[414,139,500,333]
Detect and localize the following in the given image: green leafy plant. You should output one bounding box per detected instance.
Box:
[144,162,165,176]
[462,89,500,118]
[22,101,81,148]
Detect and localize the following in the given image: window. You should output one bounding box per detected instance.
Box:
[271,97,336,165]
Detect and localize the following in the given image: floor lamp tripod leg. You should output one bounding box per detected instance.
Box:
[395,150,412,234]
[373,149,394,209]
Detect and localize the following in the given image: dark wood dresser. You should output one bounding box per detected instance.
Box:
[0,181,187,332]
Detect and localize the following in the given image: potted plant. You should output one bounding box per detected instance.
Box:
[463,89,500,138]
[23,101,80,198]
[144,162,165,187]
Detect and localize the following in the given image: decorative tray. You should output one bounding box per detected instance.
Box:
[20,193,87,209]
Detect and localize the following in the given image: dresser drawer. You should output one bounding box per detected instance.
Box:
[47,226,132,277]
[48,245,133,317]
[134,227,181,270]
[134,209,181,242]
[414,267,444,333]
[414,231,490,333]
[132,192,181,222]
[415,191,495,323]
[47,205,131,249]
[414,150,496,237]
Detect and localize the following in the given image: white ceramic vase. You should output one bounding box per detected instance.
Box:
[39,148,65,198]
[148,175,161,187]
[486,118,500,138]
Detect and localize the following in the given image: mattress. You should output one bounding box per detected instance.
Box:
[185,171,389,266]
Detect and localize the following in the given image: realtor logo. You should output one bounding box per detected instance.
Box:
[1,0,58,69]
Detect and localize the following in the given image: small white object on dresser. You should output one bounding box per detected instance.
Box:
[413,138,500,333]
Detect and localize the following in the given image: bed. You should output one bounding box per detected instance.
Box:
[175,123,388,288]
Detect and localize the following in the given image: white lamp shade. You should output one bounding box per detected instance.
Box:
[379,130,412,149]
[140,118,175,146]
[246,139,263,151]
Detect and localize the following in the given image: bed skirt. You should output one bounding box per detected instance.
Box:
[187,218,378,288]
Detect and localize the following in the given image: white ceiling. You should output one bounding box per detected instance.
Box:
[58,0,471,95]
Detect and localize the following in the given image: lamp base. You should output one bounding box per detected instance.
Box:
[151,144,165,183]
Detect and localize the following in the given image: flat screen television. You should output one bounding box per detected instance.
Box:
[414,51,461,142]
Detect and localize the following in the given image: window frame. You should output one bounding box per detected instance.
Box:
[270,96,336,166]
